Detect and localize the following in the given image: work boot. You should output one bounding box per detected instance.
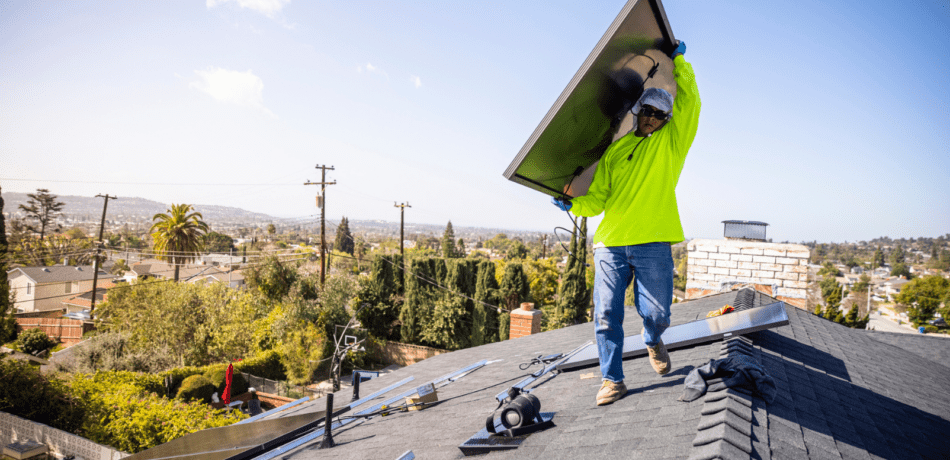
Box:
[642,327,671,375]
[596,380,627,406]
[646,341,671,374]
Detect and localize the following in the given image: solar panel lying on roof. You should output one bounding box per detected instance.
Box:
[556,301,790,371]
[124,411,327,460]
[503,0,678,198]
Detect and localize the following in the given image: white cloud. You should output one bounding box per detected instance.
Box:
[207,0,290,18]
[357,62,389,79]
[410,75,422,89]
[189,67,275,117]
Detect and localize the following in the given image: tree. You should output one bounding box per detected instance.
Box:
[890,244,906,266]
[873,246,885,268]
[202,231,235,253]
[0,357,86,433]
[473,260,501,345]
[422,260,474,350]
[895,275,950,326]
[818,262,841,278]
[334,217,354,255]
[505,241,528,260]
[890,263,912,279]
[554,218,590,327]
[150,204,209,282]
[401,258,436,343]
[442,221,458,258]
[18,188,64,240]
[355,255,402,341]
[267,223,276,237]
[457,238,466,257]
[0,188,17,344]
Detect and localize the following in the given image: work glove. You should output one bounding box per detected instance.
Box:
[672,40,686,58]
[551,196,572,212]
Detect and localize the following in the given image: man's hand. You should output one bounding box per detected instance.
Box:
[672,40,686,58]
[551,196,572,212]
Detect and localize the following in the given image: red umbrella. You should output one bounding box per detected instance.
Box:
[223,363,234,405]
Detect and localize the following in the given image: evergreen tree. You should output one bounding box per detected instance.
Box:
[441,221,458,258]
[457,238,466,257]
[890,244,906,266]
[400,258,436,344]
[355,255,402,340]
[18,188,64,240]
[0,187,17,343]
[474,260,501,345]
[554,218,590,327]
[334,217,355,255]
[873,246,885,268]
[498,261,530,341]
[422,259,474,350]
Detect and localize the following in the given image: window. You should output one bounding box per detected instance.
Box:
[26,283,32,295]
[65,282,72,294]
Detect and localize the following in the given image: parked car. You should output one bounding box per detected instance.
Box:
[928,318,947,327]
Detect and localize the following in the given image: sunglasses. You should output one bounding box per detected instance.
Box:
[639,106,670,120]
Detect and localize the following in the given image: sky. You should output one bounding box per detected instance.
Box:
[1,0,948,244]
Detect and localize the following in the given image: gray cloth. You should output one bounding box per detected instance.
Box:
[679,354,776,403]
[248,399,263,416]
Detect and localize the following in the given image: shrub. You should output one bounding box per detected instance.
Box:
[56,332,178,375]
[0,356,86,433]
[16,328,56,355]
[923,325,938,333]
[70,371,245,453]
[176,375,215,403]
[204,366,249,396]
[234,350,286,381]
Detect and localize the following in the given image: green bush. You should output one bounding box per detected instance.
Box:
[204,366,249,396]
[176,375,215,403]
[923,325,939,333]
[0,356,86,433]
[70,371,245,453]
[16,328,56,355]
[234,350,286,381]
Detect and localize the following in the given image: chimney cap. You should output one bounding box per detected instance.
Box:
[721,220,769,241]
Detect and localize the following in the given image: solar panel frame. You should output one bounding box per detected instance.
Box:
[556,301,790,371]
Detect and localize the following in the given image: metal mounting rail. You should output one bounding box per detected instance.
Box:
[494,341,593,402]
[235,396,310,424]
[347,376,415,410]
[250,360,488,460]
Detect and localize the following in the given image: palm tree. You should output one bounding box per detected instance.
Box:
[150,204,209,281]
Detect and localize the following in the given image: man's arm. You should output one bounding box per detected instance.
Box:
[569,157,610,217]
[667,54,701,179]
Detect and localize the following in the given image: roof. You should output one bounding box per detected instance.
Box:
[249,289,950,459]
[131,259,225,281]
[8,265,115,284]
[62,280,117,307]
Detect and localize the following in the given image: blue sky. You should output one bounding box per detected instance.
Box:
[1,0,947,243]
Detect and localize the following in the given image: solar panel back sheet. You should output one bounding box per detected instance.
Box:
[556,301,790,371]
[503,0,677,198]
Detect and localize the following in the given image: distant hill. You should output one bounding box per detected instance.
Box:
[1,192,276,223]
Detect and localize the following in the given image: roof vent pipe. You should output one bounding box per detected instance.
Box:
[722,220,769,242]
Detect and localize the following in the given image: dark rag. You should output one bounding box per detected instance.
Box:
[679,354,776,403]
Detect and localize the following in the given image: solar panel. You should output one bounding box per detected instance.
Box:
[556,301,790,371]
[503,0,678,198]
[123,411,327,460]
[235,396,310,425]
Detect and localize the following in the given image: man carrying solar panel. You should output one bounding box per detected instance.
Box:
[551,40,700,406]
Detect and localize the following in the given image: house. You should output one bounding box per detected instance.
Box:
[61,279,119,315]
[881,277,910,299]
[6,266,116,313]
[132,288,950,459]
[129,259,244,288]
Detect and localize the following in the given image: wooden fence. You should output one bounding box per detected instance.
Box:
[14,316,93,345]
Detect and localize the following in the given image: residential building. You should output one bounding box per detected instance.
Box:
[6,265,116,313]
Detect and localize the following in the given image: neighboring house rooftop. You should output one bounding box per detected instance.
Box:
[220,289,950,459]
[62,280,118,309]
[8,265,115,284]
[131,259,225,282]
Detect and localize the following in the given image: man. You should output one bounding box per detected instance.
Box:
[552,41,700,405]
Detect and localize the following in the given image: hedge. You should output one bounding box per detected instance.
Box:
[176,375,215,403]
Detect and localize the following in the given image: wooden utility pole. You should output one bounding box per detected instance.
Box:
[89,194,117,314]
[394,202,410,257]
[541,234,548,259]
[305,165,336,286]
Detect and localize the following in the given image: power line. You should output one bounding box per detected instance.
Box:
[0,178,301,186]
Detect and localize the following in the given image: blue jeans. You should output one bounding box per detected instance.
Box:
[593,243,674,383]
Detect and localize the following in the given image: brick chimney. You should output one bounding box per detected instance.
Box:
[686,239,810,309]
[509,302,542,339]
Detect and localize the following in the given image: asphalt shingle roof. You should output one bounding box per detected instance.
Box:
[175,288,950,459]
[10,265,115,284]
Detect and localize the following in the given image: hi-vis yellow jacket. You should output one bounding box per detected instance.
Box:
[570,55,700,247]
